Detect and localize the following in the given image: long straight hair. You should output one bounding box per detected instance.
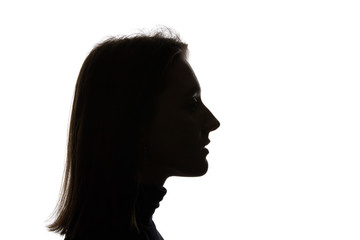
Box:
[46,29,188,239]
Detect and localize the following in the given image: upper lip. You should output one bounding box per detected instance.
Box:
[202,139,210,148]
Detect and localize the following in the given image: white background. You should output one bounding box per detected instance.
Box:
[0,0,359,239]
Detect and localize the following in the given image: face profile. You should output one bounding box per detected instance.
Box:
[46,29,221,240]
[138,56,220,186]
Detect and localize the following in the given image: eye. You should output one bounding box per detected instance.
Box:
[190,97,201,112]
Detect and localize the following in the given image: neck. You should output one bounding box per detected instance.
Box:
[136,173,168,188]
[135,166,169,188]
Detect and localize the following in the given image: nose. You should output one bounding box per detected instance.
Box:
[203,106,220,133]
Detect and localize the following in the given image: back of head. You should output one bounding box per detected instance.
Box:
[47,28,188,239]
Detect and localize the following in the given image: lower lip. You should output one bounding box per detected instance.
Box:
[202,148,209,155]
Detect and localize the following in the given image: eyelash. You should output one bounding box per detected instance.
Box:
[190,97,201,112]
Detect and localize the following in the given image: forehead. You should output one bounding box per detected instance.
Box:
[163,57,201,98]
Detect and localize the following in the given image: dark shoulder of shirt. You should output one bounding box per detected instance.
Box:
[64,183,166,240]
[64,229,146,240]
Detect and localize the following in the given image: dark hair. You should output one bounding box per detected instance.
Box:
[46,29,188,239]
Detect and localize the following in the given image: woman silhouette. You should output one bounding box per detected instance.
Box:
[46,29,220,240]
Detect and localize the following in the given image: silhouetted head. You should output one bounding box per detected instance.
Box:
[47,28,220,239]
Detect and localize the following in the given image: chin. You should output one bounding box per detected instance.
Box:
[179,160,209,177]
[195,160,209,176]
